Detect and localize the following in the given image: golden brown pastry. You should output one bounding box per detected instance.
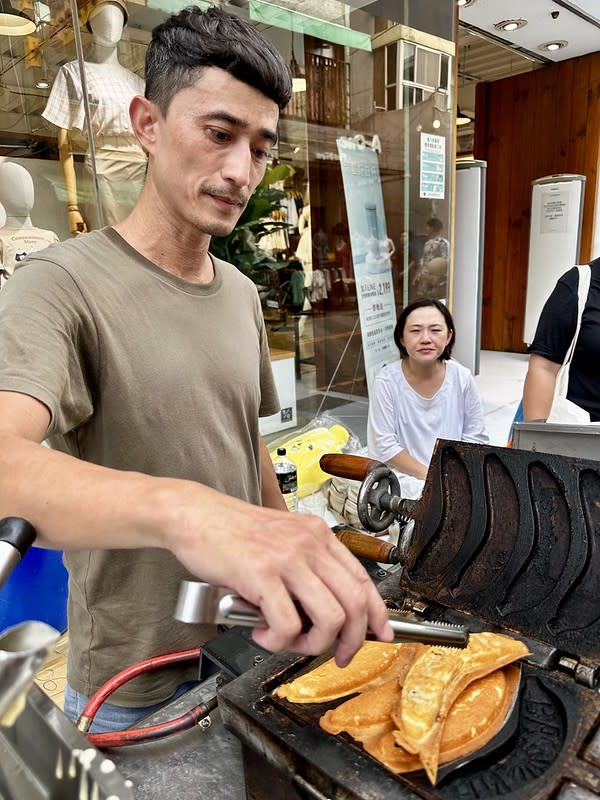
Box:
[319,678,401,742]
[274,642,422,703]
[277,630,528,788]
[365,666,520,776]
[392,632,529,783]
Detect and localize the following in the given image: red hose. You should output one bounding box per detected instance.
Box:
[77,647,204,741]
[86,696,218,748]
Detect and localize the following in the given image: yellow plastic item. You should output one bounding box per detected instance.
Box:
[270,424,350,498]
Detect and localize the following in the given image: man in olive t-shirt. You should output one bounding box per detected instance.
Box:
[0,6,392,732]
[1,228,280,710]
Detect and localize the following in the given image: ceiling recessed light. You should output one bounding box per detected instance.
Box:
[494,18,528,32]
[457,0,479,7]
[539,40,568,51]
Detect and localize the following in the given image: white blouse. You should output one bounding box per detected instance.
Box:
[367,358,488,497]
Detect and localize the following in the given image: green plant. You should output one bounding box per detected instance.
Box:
[210,163,292,284]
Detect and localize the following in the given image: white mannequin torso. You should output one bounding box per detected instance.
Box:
[42,3,145,152]
[0,163,59,277]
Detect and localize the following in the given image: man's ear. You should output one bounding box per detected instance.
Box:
[129,95,160,154]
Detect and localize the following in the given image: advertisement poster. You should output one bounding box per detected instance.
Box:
[420,132,446,199]
[336,136,398,394]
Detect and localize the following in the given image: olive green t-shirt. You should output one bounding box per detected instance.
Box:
[0,227,279,704]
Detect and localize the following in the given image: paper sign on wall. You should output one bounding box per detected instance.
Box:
[540,189,569,234]
[420,132,446,199]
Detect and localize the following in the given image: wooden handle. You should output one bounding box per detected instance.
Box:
[320,453,385,482]
[334,528,400,564]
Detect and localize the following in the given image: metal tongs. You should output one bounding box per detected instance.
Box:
[175,581,469,649]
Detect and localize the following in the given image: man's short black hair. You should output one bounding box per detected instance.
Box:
[145,5,293,114]
[393,298,455,360]
[426,216,444,234]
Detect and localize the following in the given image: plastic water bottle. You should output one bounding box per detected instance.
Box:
[273,447,298,512]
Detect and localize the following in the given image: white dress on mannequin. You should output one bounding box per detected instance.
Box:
[42,1,146,231]
[0,163,59,285]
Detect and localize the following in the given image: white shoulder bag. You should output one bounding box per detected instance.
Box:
[546,264,591,425]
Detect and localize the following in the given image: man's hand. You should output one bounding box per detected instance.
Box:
[167,497,394,667]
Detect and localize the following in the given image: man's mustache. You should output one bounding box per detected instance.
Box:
[203,186,250,206]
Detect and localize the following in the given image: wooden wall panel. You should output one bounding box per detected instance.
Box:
[554,60,574,174]
[474,52,600,352]
[582,55,600,259]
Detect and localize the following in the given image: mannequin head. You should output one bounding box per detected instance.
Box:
[82,0,128,30]
[0,162,34,221]
[88,1,126,49]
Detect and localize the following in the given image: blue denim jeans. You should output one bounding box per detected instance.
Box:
[63,681,199,733]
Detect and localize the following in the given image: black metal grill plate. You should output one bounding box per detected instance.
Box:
[405,441,600,661]
[218,440,600,799]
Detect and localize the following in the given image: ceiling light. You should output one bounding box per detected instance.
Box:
[494,18,527,32]
[457,0,479,7]
[292,77,306,93]
[539,40,568,51]
[456,107,472,126]
[0,0,36,36]
[35,78,49,88]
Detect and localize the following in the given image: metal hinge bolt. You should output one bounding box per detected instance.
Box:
[558,656,599,689]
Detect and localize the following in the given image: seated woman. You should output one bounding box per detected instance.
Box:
[367,298,488,498]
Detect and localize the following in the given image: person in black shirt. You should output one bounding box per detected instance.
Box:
[523,257,600,422]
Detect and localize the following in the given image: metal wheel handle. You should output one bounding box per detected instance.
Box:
[357,465,401,532]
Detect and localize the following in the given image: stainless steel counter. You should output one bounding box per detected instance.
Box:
[109,676,246,800]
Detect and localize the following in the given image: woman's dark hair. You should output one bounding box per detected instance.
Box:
[393,298,455,360]
[145,6,293,115]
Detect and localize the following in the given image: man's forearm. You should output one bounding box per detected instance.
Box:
[0,432,225,551]
[0,433,394,666]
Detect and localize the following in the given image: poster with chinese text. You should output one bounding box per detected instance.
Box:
[336,137,398,394]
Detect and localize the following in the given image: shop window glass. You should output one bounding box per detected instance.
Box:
[403,41,415,82]
[387,86,397,112]
[386,40,397,83]
[440,54,449,91]
[0,0,456,446]
[415,46,441,89]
